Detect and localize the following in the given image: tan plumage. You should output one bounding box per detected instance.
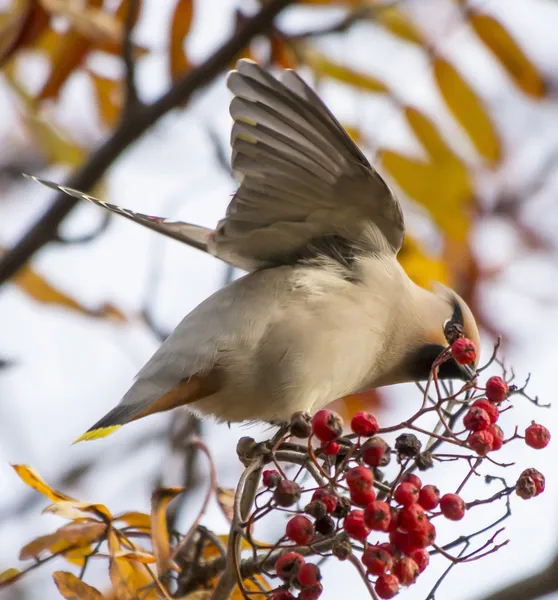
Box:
[26,59,480,442]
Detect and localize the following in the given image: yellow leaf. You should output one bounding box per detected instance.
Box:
[379,150,473,241]
[150,488,183,575]
[114,550,156,564]
[169,0,193,81]
[43,499,113,522]
[12,464,74,503]
[10,262,127,321]
[0,568,22,587]
[433,57,501,164]
[53,571,105,600]
[398,236,449,288]
[0,0,32,66]
[24,115,85,166]
[306,48,389,94]
[375,6,424,45]
[468,11,545,98]
[20,521,107,560]
[115,511,152,530]
[88,71,122,128]
[216,487,234,523]
[404,106,457,162]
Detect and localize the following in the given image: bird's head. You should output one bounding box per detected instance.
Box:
[405,282,480,382]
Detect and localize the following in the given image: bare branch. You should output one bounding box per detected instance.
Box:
[122,0,141,112]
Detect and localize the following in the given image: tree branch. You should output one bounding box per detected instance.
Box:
[0,0,293,285]
[122,0,141,111]
[476,553,558,600]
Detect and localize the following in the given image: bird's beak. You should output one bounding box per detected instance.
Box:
[458,362,476,381]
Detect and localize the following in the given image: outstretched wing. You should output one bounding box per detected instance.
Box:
[210,59,405,270]
[23,174,213,256]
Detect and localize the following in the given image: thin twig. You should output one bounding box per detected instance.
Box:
[122,0,141,111]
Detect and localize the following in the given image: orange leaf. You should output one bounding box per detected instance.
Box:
[115,511,152,530]
[306,49,389,94]
[19,521,107,560]
[12,464,74,503]
[38,29,91,100]
[107,530,155,600]
[375,6,425,46]
[468,11,545,99]
[89,71,122,128]
[433,57,501,164]
[169,0,193,81]
[269,34,298,69]
[333,389,382,422]
[216,487,235,523]
[0,568,22,587]
[150,488,183,575]
[53,571,105,600]
[0,0,31,66]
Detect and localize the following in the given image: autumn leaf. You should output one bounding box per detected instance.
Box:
[269,34,298,69]
[398,236,450,288]
[305,48,389,94]
[43,499,113,522]
[19,521,107,560]
[379,150,473,242]
[433,57,501,164]
[0,0,50,66]
[89,71,122,128]
[12,464,75,503]
[403,106,459,163]
[467,10,545,98]
[216,487,235,523]
[333,389,382,422]
[114,550,156,564]
[115,511,152,530]
[375,6,424,46]
[150,488,183,575]
[169,0,194,81]
[0,568,22,587]
[53,571,105,600]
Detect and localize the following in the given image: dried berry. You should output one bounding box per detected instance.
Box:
[463,407,491,432]
[361,437,391,467]
[286,515,315,545]
[440,493,466,521]
[409,548,429,573]
[311,489,337,514]
[315,515,335,535]
[395,433,422,457]
[312,410,343,442]
[274,480,302,507]
[275,551,304,581]
[516,468,545,499]
[332,496,351,519]
[351,411,379,436]
[290,411,313,438]
[468,429,494,456]
[394,557,419,586]
[362,546,394,576]
[489,424,504,451]
[472,398,499,424]
[263,470,281,488]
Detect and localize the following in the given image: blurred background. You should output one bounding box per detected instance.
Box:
[1,0,558,598]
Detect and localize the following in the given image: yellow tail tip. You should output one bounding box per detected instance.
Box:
[72,425,121,444]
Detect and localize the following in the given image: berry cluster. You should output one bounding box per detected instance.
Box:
[236,340,550,599]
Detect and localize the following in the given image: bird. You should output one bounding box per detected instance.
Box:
[25,59,480,442]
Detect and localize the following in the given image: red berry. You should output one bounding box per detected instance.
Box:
[440,493,466,521]
[346,466,374,493]
[350,487,376,507]
[362,546,394,576]
[286,516,315,545]
[375,574,400,599]
[298,584,323,600]
[409,548,429,573]
[270,592,295,600]
[418,485,440,511]
[451,337,477,365]
[485,376,508,403]
[394,557,419,586]
[312,410,343,442]
[389,530,416,555]
[322,441,340,455]
[525,422,551,449]
[408,521,436,549]
[402,473,422,489]
[297,563,321,587]
[472,399,499,424]
[343,509,371,541]
[263,470,281,488]
[311,489,337,514]
[378,542,396,556]
[468,429,494,456]
[394,482,420,506]
[399,503,427,533]
[361,437,391,467]
[275,552,304,581]
[463,407,491,431]
[364,500,391,531]
[489,424,504,451]
[351,411,379,436]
